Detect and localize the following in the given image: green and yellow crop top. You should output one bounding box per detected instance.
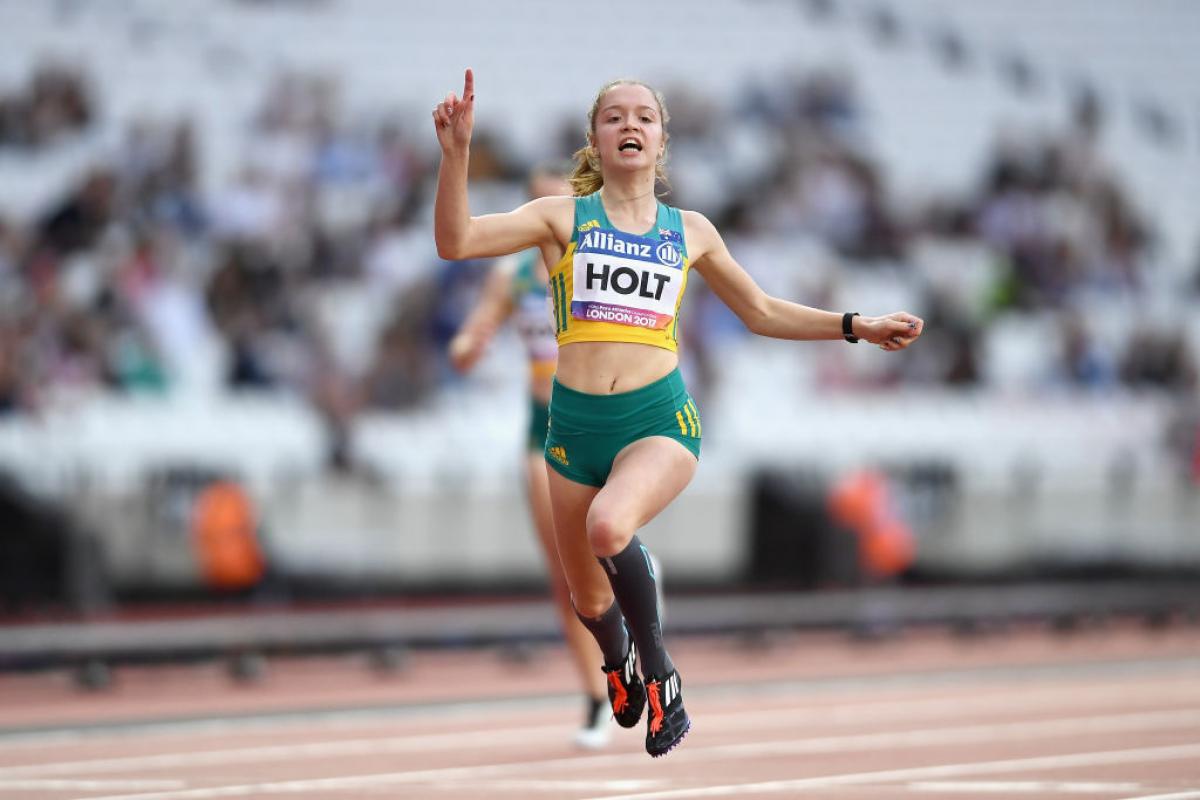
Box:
[547,192,690,352]
[508,249,558,380]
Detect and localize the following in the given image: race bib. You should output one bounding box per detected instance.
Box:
[571,228,684,330]
[515,291,558,362]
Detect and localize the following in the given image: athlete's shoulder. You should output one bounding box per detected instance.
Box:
[678,207,712,227]
[680,209,721,254]
[525,194,575,218]
[568,192,606,237]
[524,194,576,246]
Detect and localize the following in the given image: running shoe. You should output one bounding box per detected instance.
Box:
[601,640,645,728]
[572,695,612,750]
[644,669,690,757]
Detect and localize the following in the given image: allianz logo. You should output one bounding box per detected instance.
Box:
[580,230,681,267]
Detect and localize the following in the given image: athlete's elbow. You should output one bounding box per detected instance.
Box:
[740,303,774,336]
[742,314,766,336]
[436,237,466,261]
[434,219,470,260]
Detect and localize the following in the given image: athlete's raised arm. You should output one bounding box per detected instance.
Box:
[433,69,568,261]
[684,211,923,350]
[447,257,516,373]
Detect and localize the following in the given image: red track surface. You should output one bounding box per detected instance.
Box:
[1,621,1198,799]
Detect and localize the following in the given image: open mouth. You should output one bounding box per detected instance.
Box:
[619,139,643,152]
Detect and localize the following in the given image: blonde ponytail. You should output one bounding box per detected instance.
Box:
[569,143,604,196]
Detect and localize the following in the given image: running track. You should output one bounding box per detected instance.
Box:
[1,621,1197,799]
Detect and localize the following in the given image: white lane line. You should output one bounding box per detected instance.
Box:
[5,687,1197,778]
[0,689,1050,775]
[442,780,668,792]
[582,743,1200,799]
[1118,793,1200,800]
[0,779,185,790]
[0,696,569,751]
[7,674,1199,777]
[0,723,568,779]
[9,652,1200,753]
[667,709,1200,763]
[0,693,1004,775]
[76,712,1200,800]
[3,654,1196,751]
[908,781,1145,793]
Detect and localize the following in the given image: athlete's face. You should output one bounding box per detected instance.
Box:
[592,83,665,176]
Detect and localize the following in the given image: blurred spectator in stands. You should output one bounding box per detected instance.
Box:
[0,60,93,149]
[798,67,861,142]
[1120,328,1197,393]
[0,327,19,414]
[971,120,1153,318]
[209,166,287,241]
[361,279,439,410]
[0,218,27,412]
[0,217,20,293]
[1162,397,1200,487]
[0,56,1188,426]
[739,66,862,143]
[38,169,116,256]
[376,119,426,204]
[117,233,208,387]
[1086,184,1149,291]
[363,200,437,299]
[206,242,313,392]
[899,293,981,388]
[120,119,207,237]
[1054,312,1115,390]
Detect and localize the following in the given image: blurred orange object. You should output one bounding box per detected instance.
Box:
[828,469,915,580]
[862,519,916,577]
[191,481,264,590]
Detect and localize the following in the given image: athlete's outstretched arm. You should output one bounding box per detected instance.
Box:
[448,258,516,373]
[433,69,565,261]
[684,211,923,350]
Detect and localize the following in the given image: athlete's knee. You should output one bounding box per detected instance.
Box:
[572,589,615,619]
[586,505,635,558]
[546,572,574,609]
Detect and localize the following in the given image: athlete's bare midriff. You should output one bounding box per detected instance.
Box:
[554,340,679,395]
[530,373,553,405]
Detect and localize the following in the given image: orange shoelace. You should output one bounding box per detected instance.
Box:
[607,671,628,714]
[647,680,664,734]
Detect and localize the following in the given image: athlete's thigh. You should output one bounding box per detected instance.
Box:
[546,466,612,611]
[524,451,557,567]
[590,436,698,534]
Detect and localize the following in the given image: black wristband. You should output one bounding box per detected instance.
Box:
[842,312,860,343]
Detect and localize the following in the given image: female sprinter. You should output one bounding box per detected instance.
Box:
[433,69,923,757]
[447,164,611,750]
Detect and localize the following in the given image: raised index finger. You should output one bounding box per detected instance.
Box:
[463,68,474,102]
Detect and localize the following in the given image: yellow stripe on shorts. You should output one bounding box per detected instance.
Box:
[682,404,697,437]
[675,410,687,436]
[687,399,701,436]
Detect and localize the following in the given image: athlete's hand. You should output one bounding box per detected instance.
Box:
[856,312,924,352]
[448,330,486,373]
[433,68,475,157]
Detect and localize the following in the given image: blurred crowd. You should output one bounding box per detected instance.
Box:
[654,69,1197,398]
[0,61,93,150]
[0,63,1197,471]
